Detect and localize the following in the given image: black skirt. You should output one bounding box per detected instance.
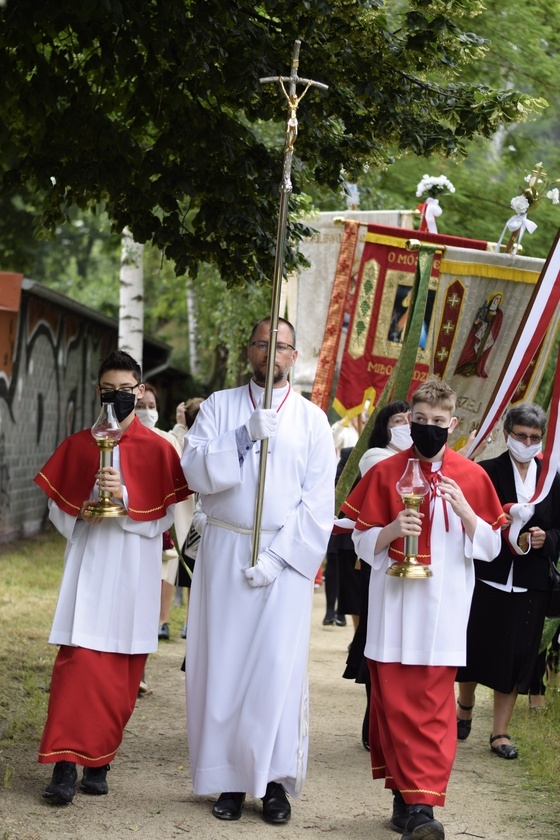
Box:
[456,579,548,695]
[343,563,370,684]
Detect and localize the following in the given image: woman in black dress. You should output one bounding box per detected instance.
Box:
[456,403,560,759]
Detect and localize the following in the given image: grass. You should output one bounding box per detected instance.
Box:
[0,531,61,738]
[0,530,559,803]
[511,681,560,792]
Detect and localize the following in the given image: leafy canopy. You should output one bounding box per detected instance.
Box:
[0,0,545,285]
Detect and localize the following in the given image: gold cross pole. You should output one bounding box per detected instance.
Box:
[251,40,328,566]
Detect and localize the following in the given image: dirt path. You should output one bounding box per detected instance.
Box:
[1,591,556,840]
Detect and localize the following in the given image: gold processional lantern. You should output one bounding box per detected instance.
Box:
[82,402,126,519]
[387,458,432,579]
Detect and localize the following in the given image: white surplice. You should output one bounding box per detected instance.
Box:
[352,476,501,667]
[48,446,174,655]
[181,382,335,798]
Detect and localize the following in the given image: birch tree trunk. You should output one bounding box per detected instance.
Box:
[186,278,200,377]
[119,227,144,367]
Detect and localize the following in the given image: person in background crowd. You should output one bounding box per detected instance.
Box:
[173,398,205,638]
[135,383,195,643]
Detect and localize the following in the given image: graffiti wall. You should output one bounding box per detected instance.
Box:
[0,274,117,541]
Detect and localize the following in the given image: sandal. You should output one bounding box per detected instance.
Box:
[490,733,518,760]
[456,700,474,741]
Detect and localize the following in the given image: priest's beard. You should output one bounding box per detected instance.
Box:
[252,369,285,387]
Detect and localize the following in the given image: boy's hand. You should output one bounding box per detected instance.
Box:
[97,466,123,501]
[394,508,423,537]
[438,477,469,517]
[439,476,477,539]
[80,499,103,524]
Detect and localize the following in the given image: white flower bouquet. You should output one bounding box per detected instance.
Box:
[415,174,455,233]
[416,174,456,199]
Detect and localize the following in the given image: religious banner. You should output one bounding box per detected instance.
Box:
[331,224,560,451]
[462,231,560,456]
[288,210,415,393]
[437,245,556,450]
[332,224,489,418]
[309,219,360,413]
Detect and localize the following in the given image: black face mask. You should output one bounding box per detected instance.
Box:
[100,390,136,423]
[410,422,449,459]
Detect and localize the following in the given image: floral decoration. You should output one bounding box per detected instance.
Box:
[416,174,456,199]
[497,162,560,254]
[415,174,455,234]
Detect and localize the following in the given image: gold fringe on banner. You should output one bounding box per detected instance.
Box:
[310,219,360,412]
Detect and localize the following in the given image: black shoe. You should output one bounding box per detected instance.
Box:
[81,764,110,795]
[402,804,445,840]
[158,622,170,640]
[322,614,336,626]
[335,615,347,626]
[262,781,291,824]
[456,700,474,741]
[43,761,77,804]
[390,790,409,832]
[212,792,246,820]
[490,733,518,759]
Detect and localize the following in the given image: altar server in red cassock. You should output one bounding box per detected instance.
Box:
[339,379,505,840]
[34,350,191,805]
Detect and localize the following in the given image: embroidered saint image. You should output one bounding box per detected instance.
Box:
[454,291,504,378]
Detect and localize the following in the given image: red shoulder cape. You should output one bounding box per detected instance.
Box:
[34,416,191,521]
[340,446,506,564]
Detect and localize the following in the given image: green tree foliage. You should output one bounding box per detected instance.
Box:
[325,0,560,258]
[187,265,273,389]
[0,0,544,287]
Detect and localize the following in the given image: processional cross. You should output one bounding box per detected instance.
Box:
[251,40,328,566]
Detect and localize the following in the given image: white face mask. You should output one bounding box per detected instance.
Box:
[136,407,159,430]
[389,424,413,451]
[506,435,542,463]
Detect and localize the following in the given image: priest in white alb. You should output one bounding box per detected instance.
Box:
[181,317,336,824]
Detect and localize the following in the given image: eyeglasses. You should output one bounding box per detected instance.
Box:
[510,431,542,445]
[249,341,295,353]
[99,385,140,395]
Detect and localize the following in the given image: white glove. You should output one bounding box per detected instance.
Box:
[246,407,278,441]
[244,550,286,587]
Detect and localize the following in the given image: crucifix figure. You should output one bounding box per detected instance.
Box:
[260,40,329,178]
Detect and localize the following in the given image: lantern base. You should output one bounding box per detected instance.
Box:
[387,558,433,578]
[83,500,127,518]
